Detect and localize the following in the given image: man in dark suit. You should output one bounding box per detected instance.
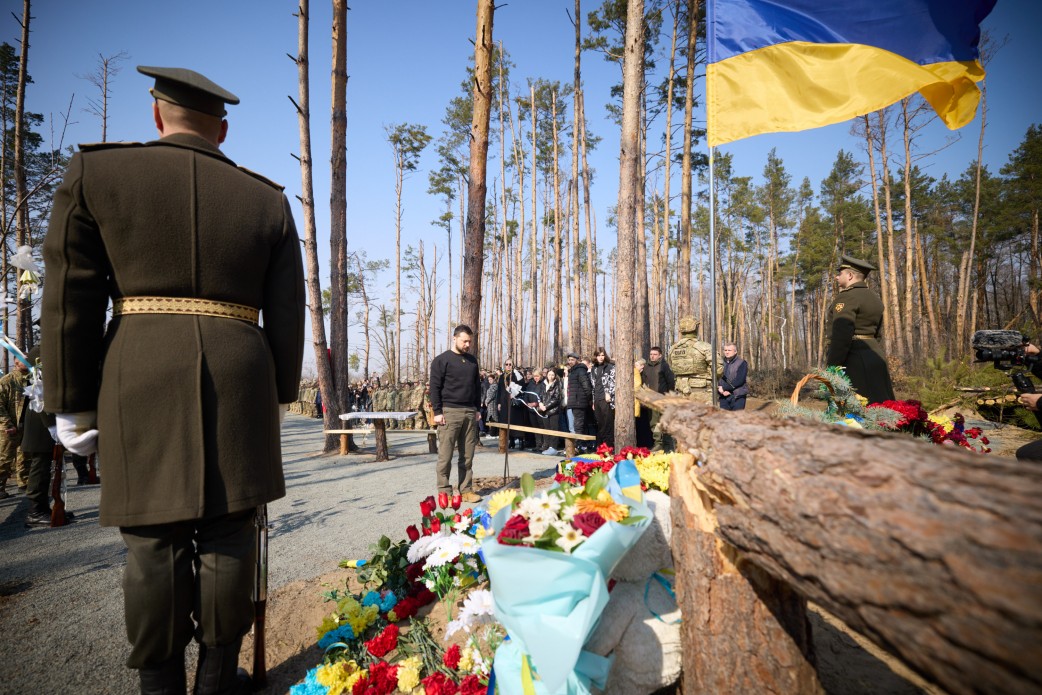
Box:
[42,66,305,694]
[826,255,895,404]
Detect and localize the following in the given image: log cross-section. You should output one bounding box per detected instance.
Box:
[662,401,1042,695]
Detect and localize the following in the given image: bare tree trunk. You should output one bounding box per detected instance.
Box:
[571,2,584,355]
[956,83,987,352]
[529,84,540,362]
[580,91,598,352]
[461,0,494,354]
[900,99,916,355]
[552,88,564,356]
[328,0,351,411]
[293,0,338,452]
[635,95,651,356]
[861,115,893,357]
[678,0,698,317]
[877,110,905,359]
[614,0,644,448]
[14,0,31,350]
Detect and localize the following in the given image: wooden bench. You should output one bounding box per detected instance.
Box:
[323,428,438,458]
[486,422,596,458]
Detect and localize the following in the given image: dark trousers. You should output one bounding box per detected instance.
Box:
[120,509,257,670]
[524,408,539,448]
[635,412,654,449]
[593,400,615,450]
[537,411,562,450]
[24,450,52,515]
[719,395,747,411]
[1017,438,1042,462]
[569,408,588,439]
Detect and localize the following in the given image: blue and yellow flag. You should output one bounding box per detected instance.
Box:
[706,0,996,146]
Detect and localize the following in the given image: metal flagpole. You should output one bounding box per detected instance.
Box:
[709,146,719,407]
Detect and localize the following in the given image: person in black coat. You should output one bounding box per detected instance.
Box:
[495,359,526,448]
[564,352,593,442]
[19,347,65,528]
[537,368,564,454]
[718,342,749,411]
[590,348,616,450]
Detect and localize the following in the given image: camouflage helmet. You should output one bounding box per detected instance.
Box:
[678,315,700,334]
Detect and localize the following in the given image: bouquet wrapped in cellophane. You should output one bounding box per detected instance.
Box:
[481,460,650,694]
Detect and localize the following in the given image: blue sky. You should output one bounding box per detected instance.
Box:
[10,0,1040,373]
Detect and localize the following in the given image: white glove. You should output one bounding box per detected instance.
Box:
[56,411,99,456]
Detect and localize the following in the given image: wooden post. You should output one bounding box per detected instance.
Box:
[564,438,577,458]
[374,419,389,461]
[498,427,508,453]
[427,432,438,454]
[339,434,349,456]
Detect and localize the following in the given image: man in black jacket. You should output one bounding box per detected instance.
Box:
[644,346,675,451]
[429,325,482,503]
[565,351,593,447]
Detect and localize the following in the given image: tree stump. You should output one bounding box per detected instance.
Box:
[671,451,822,694]
[663,401,1042,695]
[373,419,389,461]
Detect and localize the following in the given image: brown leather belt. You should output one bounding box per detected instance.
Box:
[853,334,876,340]
[111,296,259,324]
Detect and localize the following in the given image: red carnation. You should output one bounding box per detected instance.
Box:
[497,514,531,544]
[571,511,607,537]
[352,676,369,695]
[406,525,420,542]
[367,660,399,694]
[596,442,614,459]
[458,675,486,695]
[420,672,458,695]
[365,623,400,658]
[443,643,462,670]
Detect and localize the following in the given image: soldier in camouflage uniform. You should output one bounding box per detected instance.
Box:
[422,385,434,430]
[668,316,720,404]
[0,359,31,495]
[408,382,427,430]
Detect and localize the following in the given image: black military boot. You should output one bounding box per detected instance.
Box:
[194,639,252,695]
[139,655,186,695]
[71,455,90,485]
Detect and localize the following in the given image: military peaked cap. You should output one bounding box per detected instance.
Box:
[837,254,877,276]
[137,65,239,117]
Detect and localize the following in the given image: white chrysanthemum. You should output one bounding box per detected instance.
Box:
[552,520,579,538]
[429,534,464,558]
[527,517,550,539]
[527,507,558,527]
[517,496,546,518]
[560,504,577,522]
[424,546,457,570]
[445,617,466,638]
[456,536,479,555]
[461,589,495,617]
[531,493,563,514]
[555,526,585,553]
[407,529,450,563]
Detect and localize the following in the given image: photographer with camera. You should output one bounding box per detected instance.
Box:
[1015,342,1041,461]
[975,330,1042,461]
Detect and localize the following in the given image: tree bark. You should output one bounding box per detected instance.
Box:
[329,0,350,407]
[14,0,31,350]
[613,0,645,448]
[461,0,494,354]
[678,0,698,323]
[671,448,822,695]
[293,0,339,452]
[659,399,1042,695]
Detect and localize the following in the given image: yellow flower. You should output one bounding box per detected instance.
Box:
[316,660,365,695]
[316,614,341,640]
[396,655,423,692]
[458,648,473,672]
[635,453,671,492]
[487,489,519,518]
[929,414,954,433]
[575,490,630,522]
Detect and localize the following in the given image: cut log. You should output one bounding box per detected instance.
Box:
[662,401,1042,695]
[671,452,823,694]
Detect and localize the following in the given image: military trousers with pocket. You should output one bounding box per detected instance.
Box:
[120,508,256,669]
[435,407,478,494]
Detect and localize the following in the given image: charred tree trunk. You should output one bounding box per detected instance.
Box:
[461,0,494,353]
[659,399,1042,695]
[14,0,31,350]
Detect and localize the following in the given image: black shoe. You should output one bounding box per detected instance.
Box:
[25,511,51,528]
[140,655,187,695]
[194,639,251,695]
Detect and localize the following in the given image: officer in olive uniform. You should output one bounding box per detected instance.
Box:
[826,255,895,404]
[668,316,720,404]
[0,357,30,496]
[42,66,305,694]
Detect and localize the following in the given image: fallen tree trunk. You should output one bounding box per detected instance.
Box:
[660,399,1042,695]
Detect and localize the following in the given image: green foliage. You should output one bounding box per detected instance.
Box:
[347,534,413,595]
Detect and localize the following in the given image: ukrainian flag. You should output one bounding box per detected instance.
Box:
[706,0,997,147]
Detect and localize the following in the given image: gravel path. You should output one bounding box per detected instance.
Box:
[0,413,555,694]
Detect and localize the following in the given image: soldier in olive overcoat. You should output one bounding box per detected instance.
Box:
[826,255,895,404]
[41,67,305,694]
